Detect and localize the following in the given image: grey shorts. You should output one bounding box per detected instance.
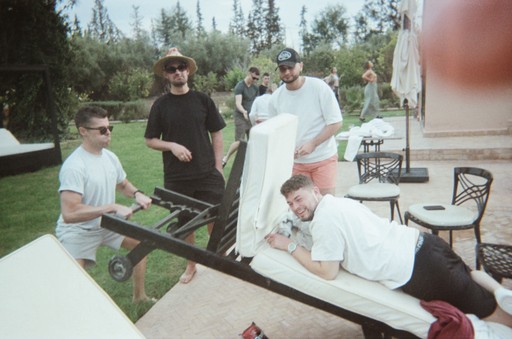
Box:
[56,226,124,266]
[234,113,252,141]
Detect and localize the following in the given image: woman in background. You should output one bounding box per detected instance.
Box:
[359,61,380,122]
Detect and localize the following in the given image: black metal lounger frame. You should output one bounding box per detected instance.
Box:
[101,142,419,339]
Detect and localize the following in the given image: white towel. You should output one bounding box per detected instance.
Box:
[344,134,363,161]
[342,119,395,161]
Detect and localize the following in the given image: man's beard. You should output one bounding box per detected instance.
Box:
[171,79,187,87]
[300,210,314,222]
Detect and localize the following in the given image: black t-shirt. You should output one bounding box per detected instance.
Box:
[145,91,226,182]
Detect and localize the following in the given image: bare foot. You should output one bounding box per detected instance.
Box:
[133,295,157,304]
[179,266,197,284]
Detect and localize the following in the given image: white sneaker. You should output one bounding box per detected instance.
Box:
[495,287,512,315]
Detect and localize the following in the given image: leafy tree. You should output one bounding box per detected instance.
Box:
[358,0,400,40]
[310,4,350,49]
[264,0,283,49]
[195,0,206,37]
[109,68,153,101]
[173,1,191,39]
[223,67,245,92]
[87,0,122,43]
[229,0,245,36]
[152,2,193,47]
[0,0,77,140]
[68,33,157,100]
[302,44,335,77]
[179,31,250,80]
[131,5,146,40]
[353,13,370,43]
[193,72,218,96]
[211,17,218,31]
[334,45,369,87]
[299,6,314,55]
[246,0,265,54]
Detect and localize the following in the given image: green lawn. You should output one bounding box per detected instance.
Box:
[0,109,404,322]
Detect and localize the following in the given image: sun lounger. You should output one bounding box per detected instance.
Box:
[0,128,60,176]
[0,234,144,339]
[101,114,433,338]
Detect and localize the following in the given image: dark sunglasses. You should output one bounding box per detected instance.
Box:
[252,76,260,81]
[165,64,188,74]
[84,125,114,135]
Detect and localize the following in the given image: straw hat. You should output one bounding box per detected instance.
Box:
[153,47,198,77]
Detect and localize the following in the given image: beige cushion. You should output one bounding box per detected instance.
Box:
[408,203,477,227]
[347,182,400,199]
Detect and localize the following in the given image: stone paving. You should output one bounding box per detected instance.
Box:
[136,117,512,338]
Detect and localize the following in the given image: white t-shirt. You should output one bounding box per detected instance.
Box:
[249,93,273,125]
[56,146,126,231]
[310,195,419,289]
[268,77,342,163]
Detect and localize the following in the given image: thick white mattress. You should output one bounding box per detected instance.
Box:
[251,246,434,338]
[0,128,54,156]
[0,235,144,339]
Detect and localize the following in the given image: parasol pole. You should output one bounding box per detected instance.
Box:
[404,98,411,172]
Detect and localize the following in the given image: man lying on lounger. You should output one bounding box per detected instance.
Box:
[265,174,512,328]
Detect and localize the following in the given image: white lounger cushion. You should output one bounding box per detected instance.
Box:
[237,113,297,257]
[0,128,54,156]
[251,246,435,338]
[0,235,144,339]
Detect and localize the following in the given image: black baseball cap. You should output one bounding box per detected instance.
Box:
[276,48,301,67]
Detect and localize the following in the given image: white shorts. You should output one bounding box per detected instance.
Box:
[56,226,124,266]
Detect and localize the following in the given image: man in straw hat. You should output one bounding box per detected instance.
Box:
[145,48,226,283]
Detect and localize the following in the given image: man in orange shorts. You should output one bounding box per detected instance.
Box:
[268,48,343,194]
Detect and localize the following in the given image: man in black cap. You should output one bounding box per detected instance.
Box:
[145,47,226,284]
[268,48,343,195]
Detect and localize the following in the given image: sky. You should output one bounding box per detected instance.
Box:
[63,0,366,48]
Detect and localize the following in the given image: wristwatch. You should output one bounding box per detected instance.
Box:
[287,242,298,255]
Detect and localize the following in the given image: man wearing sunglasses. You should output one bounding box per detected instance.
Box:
[146,48,226,284]
[56,106,154,303]
[268,48,343,195]
[223,66,260,167]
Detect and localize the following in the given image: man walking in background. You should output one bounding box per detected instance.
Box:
[223,66,260,167]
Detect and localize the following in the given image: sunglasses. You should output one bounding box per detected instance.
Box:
[252,76,260,81]
[84,125,114,135]
[165,64,188,74]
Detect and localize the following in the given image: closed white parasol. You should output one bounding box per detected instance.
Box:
[391,0,428,182]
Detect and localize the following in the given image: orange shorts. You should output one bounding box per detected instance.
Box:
[292,154,338,192]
